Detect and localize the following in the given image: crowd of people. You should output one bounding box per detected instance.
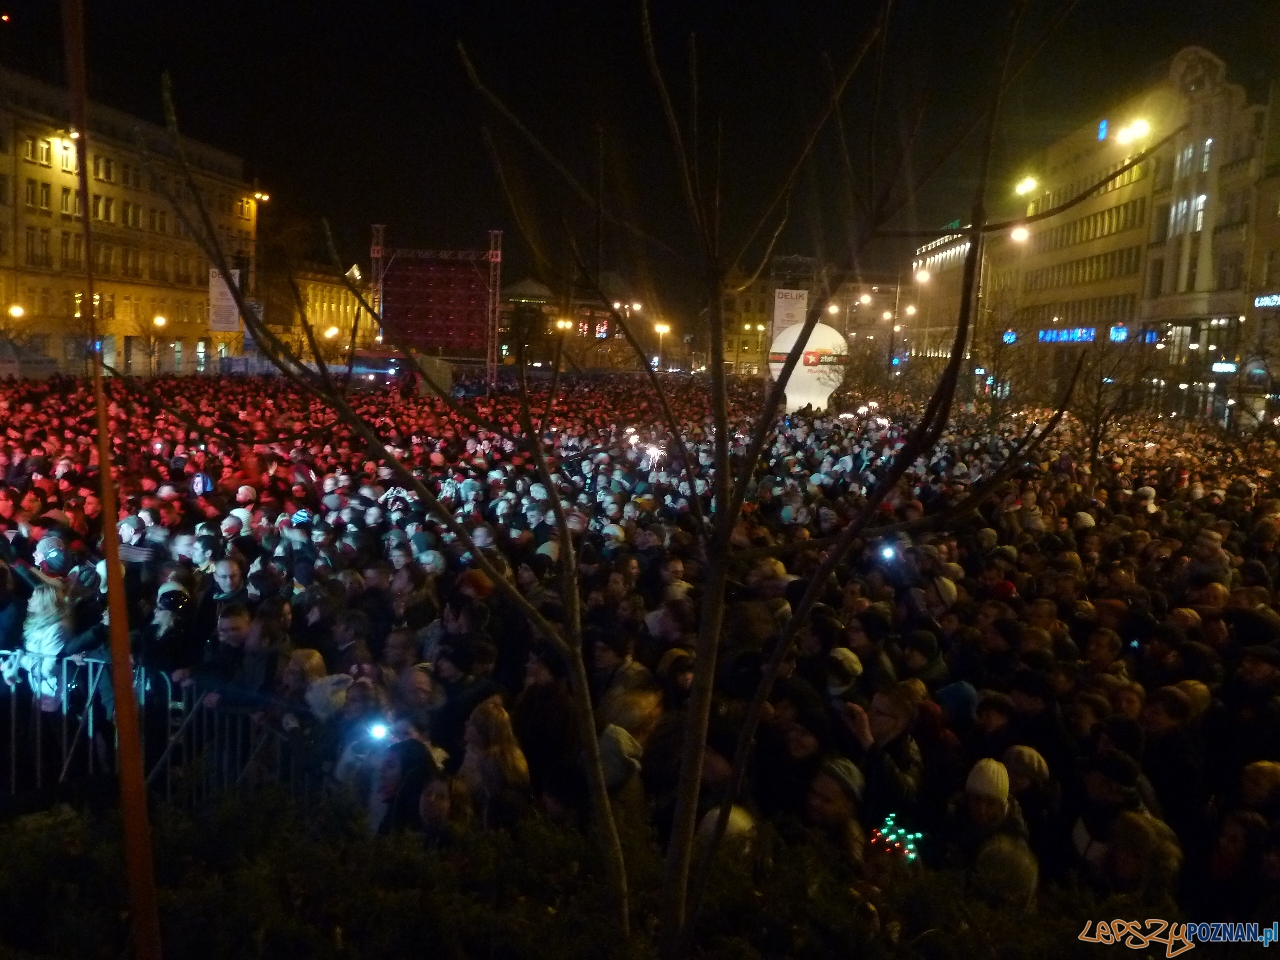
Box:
[2,369,1280,923]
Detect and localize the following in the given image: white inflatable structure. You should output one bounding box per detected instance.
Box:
[767,322,849,412]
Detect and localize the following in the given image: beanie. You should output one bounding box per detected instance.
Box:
[821,757,865,804]
[1002,745,1049,786]
[965,758,1010,803]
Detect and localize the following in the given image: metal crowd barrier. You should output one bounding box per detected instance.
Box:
[2,650,324,810]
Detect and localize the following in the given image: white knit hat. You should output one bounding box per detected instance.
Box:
[966,758,1009,803]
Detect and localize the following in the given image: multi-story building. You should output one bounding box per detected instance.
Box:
[0,67,257,375]
[908,47,1277,421]
[498,275,658,370]
[722,270,773,374]
[257,263,374,359]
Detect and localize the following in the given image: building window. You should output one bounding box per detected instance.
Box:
[38,182,49,211]
[1265,250,1277,287]
[24,227,35,265]
[60,144,75,173]
[1201,138,1213,173]
[59,231,70,267]
[1175,143,1195,180]
[36,140,50,165]
[1192,194,1206,232]
[24,179,35,207]
[22,138,34,162]
[38,228,50,267]
[1148,259,1164,298]
[0,175,8,206]
[91,194,102,220]
[158,210,167,234]
[104,197,114,222]
[60,186,71,214]
[1186,252,1198,292]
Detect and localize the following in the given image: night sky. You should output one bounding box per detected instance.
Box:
[1,0,1276,323]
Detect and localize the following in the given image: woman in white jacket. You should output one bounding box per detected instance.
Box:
[2,584,72,710]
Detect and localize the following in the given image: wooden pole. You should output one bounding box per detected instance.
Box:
[60,2,164,957]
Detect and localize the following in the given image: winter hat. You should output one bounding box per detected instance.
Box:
[1002,745,1050,786]
[827,647,863,681]
[965,758,1010,803]
[1074,512,1096,529]
[935,681,979,727]
[821,757,866,804]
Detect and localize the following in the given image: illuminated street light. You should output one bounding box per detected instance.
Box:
[893,325,902,332]
[612,301,622,309]
[827,303,840,314]
[7,305,22,318]
[252,191,270,202]
[1011,226,1030,243]
[324,326,339,339]
[916,269,931,283]
[654,322,670,370]
[1116,119,1150,145]
[1015,176,1037,195]
[905,305,917,316]
[860,294,872,304]
[756,324,764,331]
[555,319,572,332]
[153,315,166,327]
[631,302,642,311]
[882,311,892,321]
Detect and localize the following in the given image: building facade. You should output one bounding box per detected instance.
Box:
[908,47,1280,423]
[0,68,257,375]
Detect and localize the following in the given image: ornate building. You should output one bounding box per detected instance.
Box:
[0,67,257,374]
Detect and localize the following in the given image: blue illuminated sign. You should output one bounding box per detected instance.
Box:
[1002,330,1017,344]
[1255,294,1280,308]
[1098,119,1109,141]
[1109,325,1128,343]
[1143,330,1158,343]
[1038,327,1096,344]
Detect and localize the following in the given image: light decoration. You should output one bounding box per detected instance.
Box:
[869,813,923,862]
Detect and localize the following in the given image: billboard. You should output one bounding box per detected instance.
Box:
[208,268,242,333]
[381,257,490,355]
[772,288,808,339]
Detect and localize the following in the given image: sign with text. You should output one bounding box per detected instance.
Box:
[772,288,808,339]
[208,268,243,333]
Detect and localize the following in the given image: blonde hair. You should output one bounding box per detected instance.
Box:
[27,584,65,621]
[468,699,530,790]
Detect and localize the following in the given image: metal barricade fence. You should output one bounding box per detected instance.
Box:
[2,650,324,810]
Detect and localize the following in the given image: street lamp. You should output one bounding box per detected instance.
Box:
[555,319,573,333]
[152,315,165,327]
[7,305,22,319]
[654,322,670,369]
[859,294,872,305]
[324,326,339,339]
[916,269,931,283]
[905,305,917,315]
[827,303,839,315]
[1116,119,1150,144]
[1010,226,1030,243]
[1015,176,1038,196]
[882,310,892,321]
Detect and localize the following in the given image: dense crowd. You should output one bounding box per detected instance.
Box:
[3,369,1280,923]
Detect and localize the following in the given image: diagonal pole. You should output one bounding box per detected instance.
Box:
[60,2,164,957]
